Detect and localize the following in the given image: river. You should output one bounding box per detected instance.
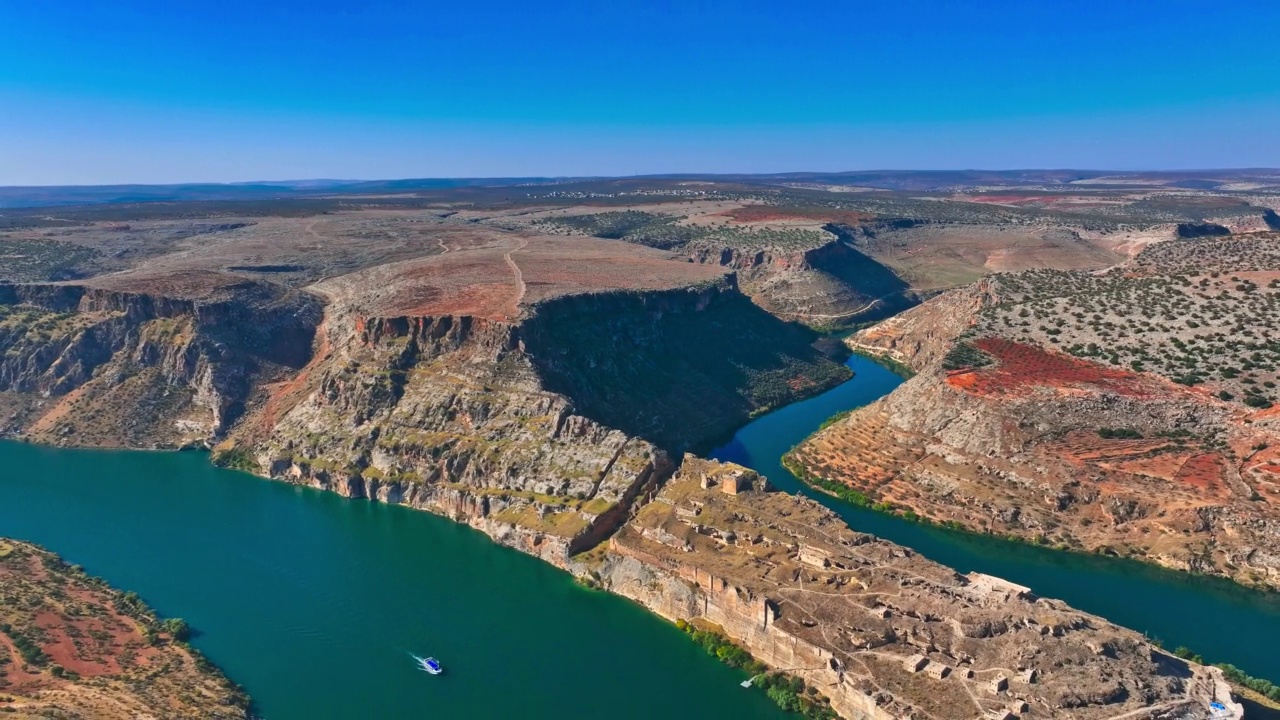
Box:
[712,355,1280,685]
[3,354,1280,719]
[0,442,785,719]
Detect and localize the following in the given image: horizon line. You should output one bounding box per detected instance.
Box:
[4,167,1280,190]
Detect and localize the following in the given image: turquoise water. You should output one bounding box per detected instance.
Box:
[713,355,1280,682]
[0,442,785,719]
[4,354,1280,720]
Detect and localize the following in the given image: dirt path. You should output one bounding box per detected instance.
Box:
[305,219,329,246]
[777,292,902,322]
[501,237,529,320]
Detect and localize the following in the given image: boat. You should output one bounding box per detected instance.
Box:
[411,653,443,675]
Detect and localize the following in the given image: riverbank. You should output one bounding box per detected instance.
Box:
[711,354,1280,690]
[0,538,250,718]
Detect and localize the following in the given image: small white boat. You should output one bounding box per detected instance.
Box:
[411,653,443,675]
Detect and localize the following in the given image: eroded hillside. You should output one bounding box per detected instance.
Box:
[794,232,1280,590]
[0,539,248,719]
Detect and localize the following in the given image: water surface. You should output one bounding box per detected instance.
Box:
[0,442,784,719]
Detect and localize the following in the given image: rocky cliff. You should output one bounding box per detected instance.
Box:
[0,276,320,447]
[593,458,1239,720]
[794,238,1280,590]
[209,278,848,567]
[686,235,917,326]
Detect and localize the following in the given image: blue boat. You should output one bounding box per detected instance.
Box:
[411,653,444,675]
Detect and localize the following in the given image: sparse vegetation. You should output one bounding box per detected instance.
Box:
[1098,428,1143,440]
[674,620,836,719]
[941,340,994,371]
[975,234,1280,408]
[1172,647,1280,702]
[537,210,831,252]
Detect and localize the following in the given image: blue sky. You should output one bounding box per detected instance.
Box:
[2,0,1279,184]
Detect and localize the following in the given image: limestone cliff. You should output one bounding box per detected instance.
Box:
[211,279,847,567]
[594,458,1238,720]
[0,276,320,447]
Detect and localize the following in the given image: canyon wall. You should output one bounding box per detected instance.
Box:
[0,278,320,447]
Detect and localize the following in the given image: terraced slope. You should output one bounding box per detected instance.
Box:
[794,233,1280,590]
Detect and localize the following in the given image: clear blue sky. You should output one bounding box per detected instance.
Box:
[2,0,1279,184]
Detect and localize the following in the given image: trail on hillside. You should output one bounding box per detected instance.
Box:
[501,237,529,320]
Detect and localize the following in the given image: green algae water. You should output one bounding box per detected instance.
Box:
[713,355,1280,684]
[0,442,786,720]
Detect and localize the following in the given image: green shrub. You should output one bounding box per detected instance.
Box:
[1098,427,1143,440]
[212,447,258,472]
[941,342,993,371]
[159,617,191,642]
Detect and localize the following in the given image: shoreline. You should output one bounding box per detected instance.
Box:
[2,339,1273,717]
[0,419,1259,719]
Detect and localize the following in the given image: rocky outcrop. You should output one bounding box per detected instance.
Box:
[0,278,320,447]
[685,236,917,326]
[594,458,1240,720]
[844,281,995,371]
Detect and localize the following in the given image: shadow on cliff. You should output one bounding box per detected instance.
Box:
[817,224,918,323]
[519,283,851,453]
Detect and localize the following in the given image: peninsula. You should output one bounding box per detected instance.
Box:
[0,539,249,719]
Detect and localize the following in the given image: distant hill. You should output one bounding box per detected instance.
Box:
[4,169,1279,210]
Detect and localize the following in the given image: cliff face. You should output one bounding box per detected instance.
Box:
[596,458,1238,720]
[685,237,917,326]
[520,282,850,450]
[240,301,668,566]
[215,280,845,566]
[0,278,320,447]
[0,538,249,719]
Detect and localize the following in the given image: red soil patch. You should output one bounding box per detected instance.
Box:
[0,633,44,687]
[717,206,873,224]
[357,235,724,321]
[1052,438,1173,464]
[34,611,121,677]
[257,312,332,435]
[1173,453,1228,493]
[946,338,1151,398]
[1110,452,1194,482]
